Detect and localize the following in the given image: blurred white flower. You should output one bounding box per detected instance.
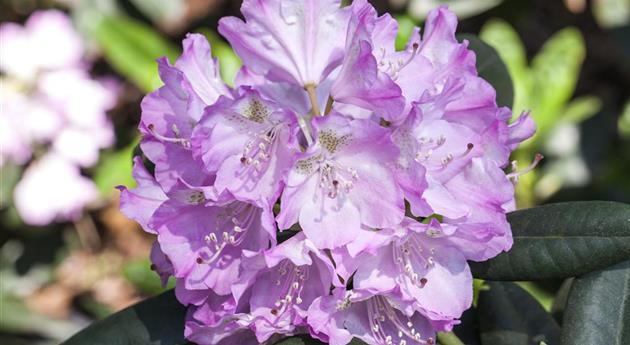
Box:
[0,10,118,225]
[13,154,98,226]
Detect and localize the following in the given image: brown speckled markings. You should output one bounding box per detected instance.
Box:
[318,130,351,154]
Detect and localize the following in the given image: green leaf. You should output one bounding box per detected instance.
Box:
[561,95,602,124]
[458,34,514,108]
[92,15,178,92]
[394,15,416,51]
[619,100,630,138]
[62,290,190,345]
[93,139,138,197]
[476,281,560,345]
[451,308,481,345]
[196,29,242,86]
[0,163,21,208]
[550,278,573,324]
[129,0,186,25]
[274,336,368,345]
[562,260,630,345]
[274,335,327,344]
[470,201,630,281]
[122,258,173,295]
[479,18,531,118]
[530,27,585,135]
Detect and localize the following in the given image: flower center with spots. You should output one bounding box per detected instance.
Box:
[243,98,271,123]
[318,130,351,154]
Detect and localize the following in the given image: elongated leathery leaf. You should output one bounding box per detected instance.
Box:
[477,282,560,345]
[470,201,630,281]
[562,260,630,345]
[62,290,191,345]
[274,335,368,344]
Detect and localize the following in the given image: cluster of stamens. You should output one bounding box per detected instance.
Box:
[414,135,474,169]
[147,123,191,150]
[393,235,435,288]
[318,161,359,199]
[507,153,544,184]
[378,43,420,81]
[368,296,434,345]
[269,260,309,320]
[238,126,280,176]
[196,202,256,265]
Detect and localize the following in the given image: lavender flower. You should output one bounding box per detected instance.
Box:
[121,1,537,344]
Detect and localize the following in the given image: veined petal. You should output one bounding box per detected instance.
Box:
[219,0,350,86]
[175,33,231,105]
[308,289,436,345]
[117,157,167,232]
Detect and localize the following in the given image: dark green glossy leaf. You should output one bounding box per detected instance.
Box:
[451,308,481,345]
[274,334,326,345]
[477,282,560,345]
[470,201,630,280]
[274,335,367,345]
[62,290,190,345]
[562,260,630,345]
[550,278,573,325]
[458,34,514,108]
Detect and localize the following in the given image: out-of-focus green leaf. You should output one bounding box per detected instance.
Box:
[129,0,185,25]
[407,0,503,21]
[477,281,560,345]
[561,95,602,124]
[479,18,531,117]
[459,34,514,108]
[593,0,630,28]
[470,201,630,281]
[123,258,172,295]
[530,27,585,135]
[93,139,138,197]
[562,260,630,345]
[394,15,416,51]
[619,100,630,138]
[0,163,21,208]
[92,15,178,92]
[62,290,190,345]
[0,291,82,341]
[196,29,242,86]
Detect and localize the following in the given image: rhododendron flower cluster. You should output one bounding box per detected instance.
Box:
[120,1,536,344]
[1,10,117,225]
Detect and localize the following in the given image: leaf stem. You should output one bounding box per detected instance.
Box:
[305,84,321,116]
[437,332,465,345]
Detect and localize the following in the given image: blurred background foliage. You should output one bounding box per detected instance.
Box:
[0,0,628,344]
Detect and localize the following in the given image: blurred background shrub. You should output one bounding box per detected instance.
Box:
[0,0,628,344]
